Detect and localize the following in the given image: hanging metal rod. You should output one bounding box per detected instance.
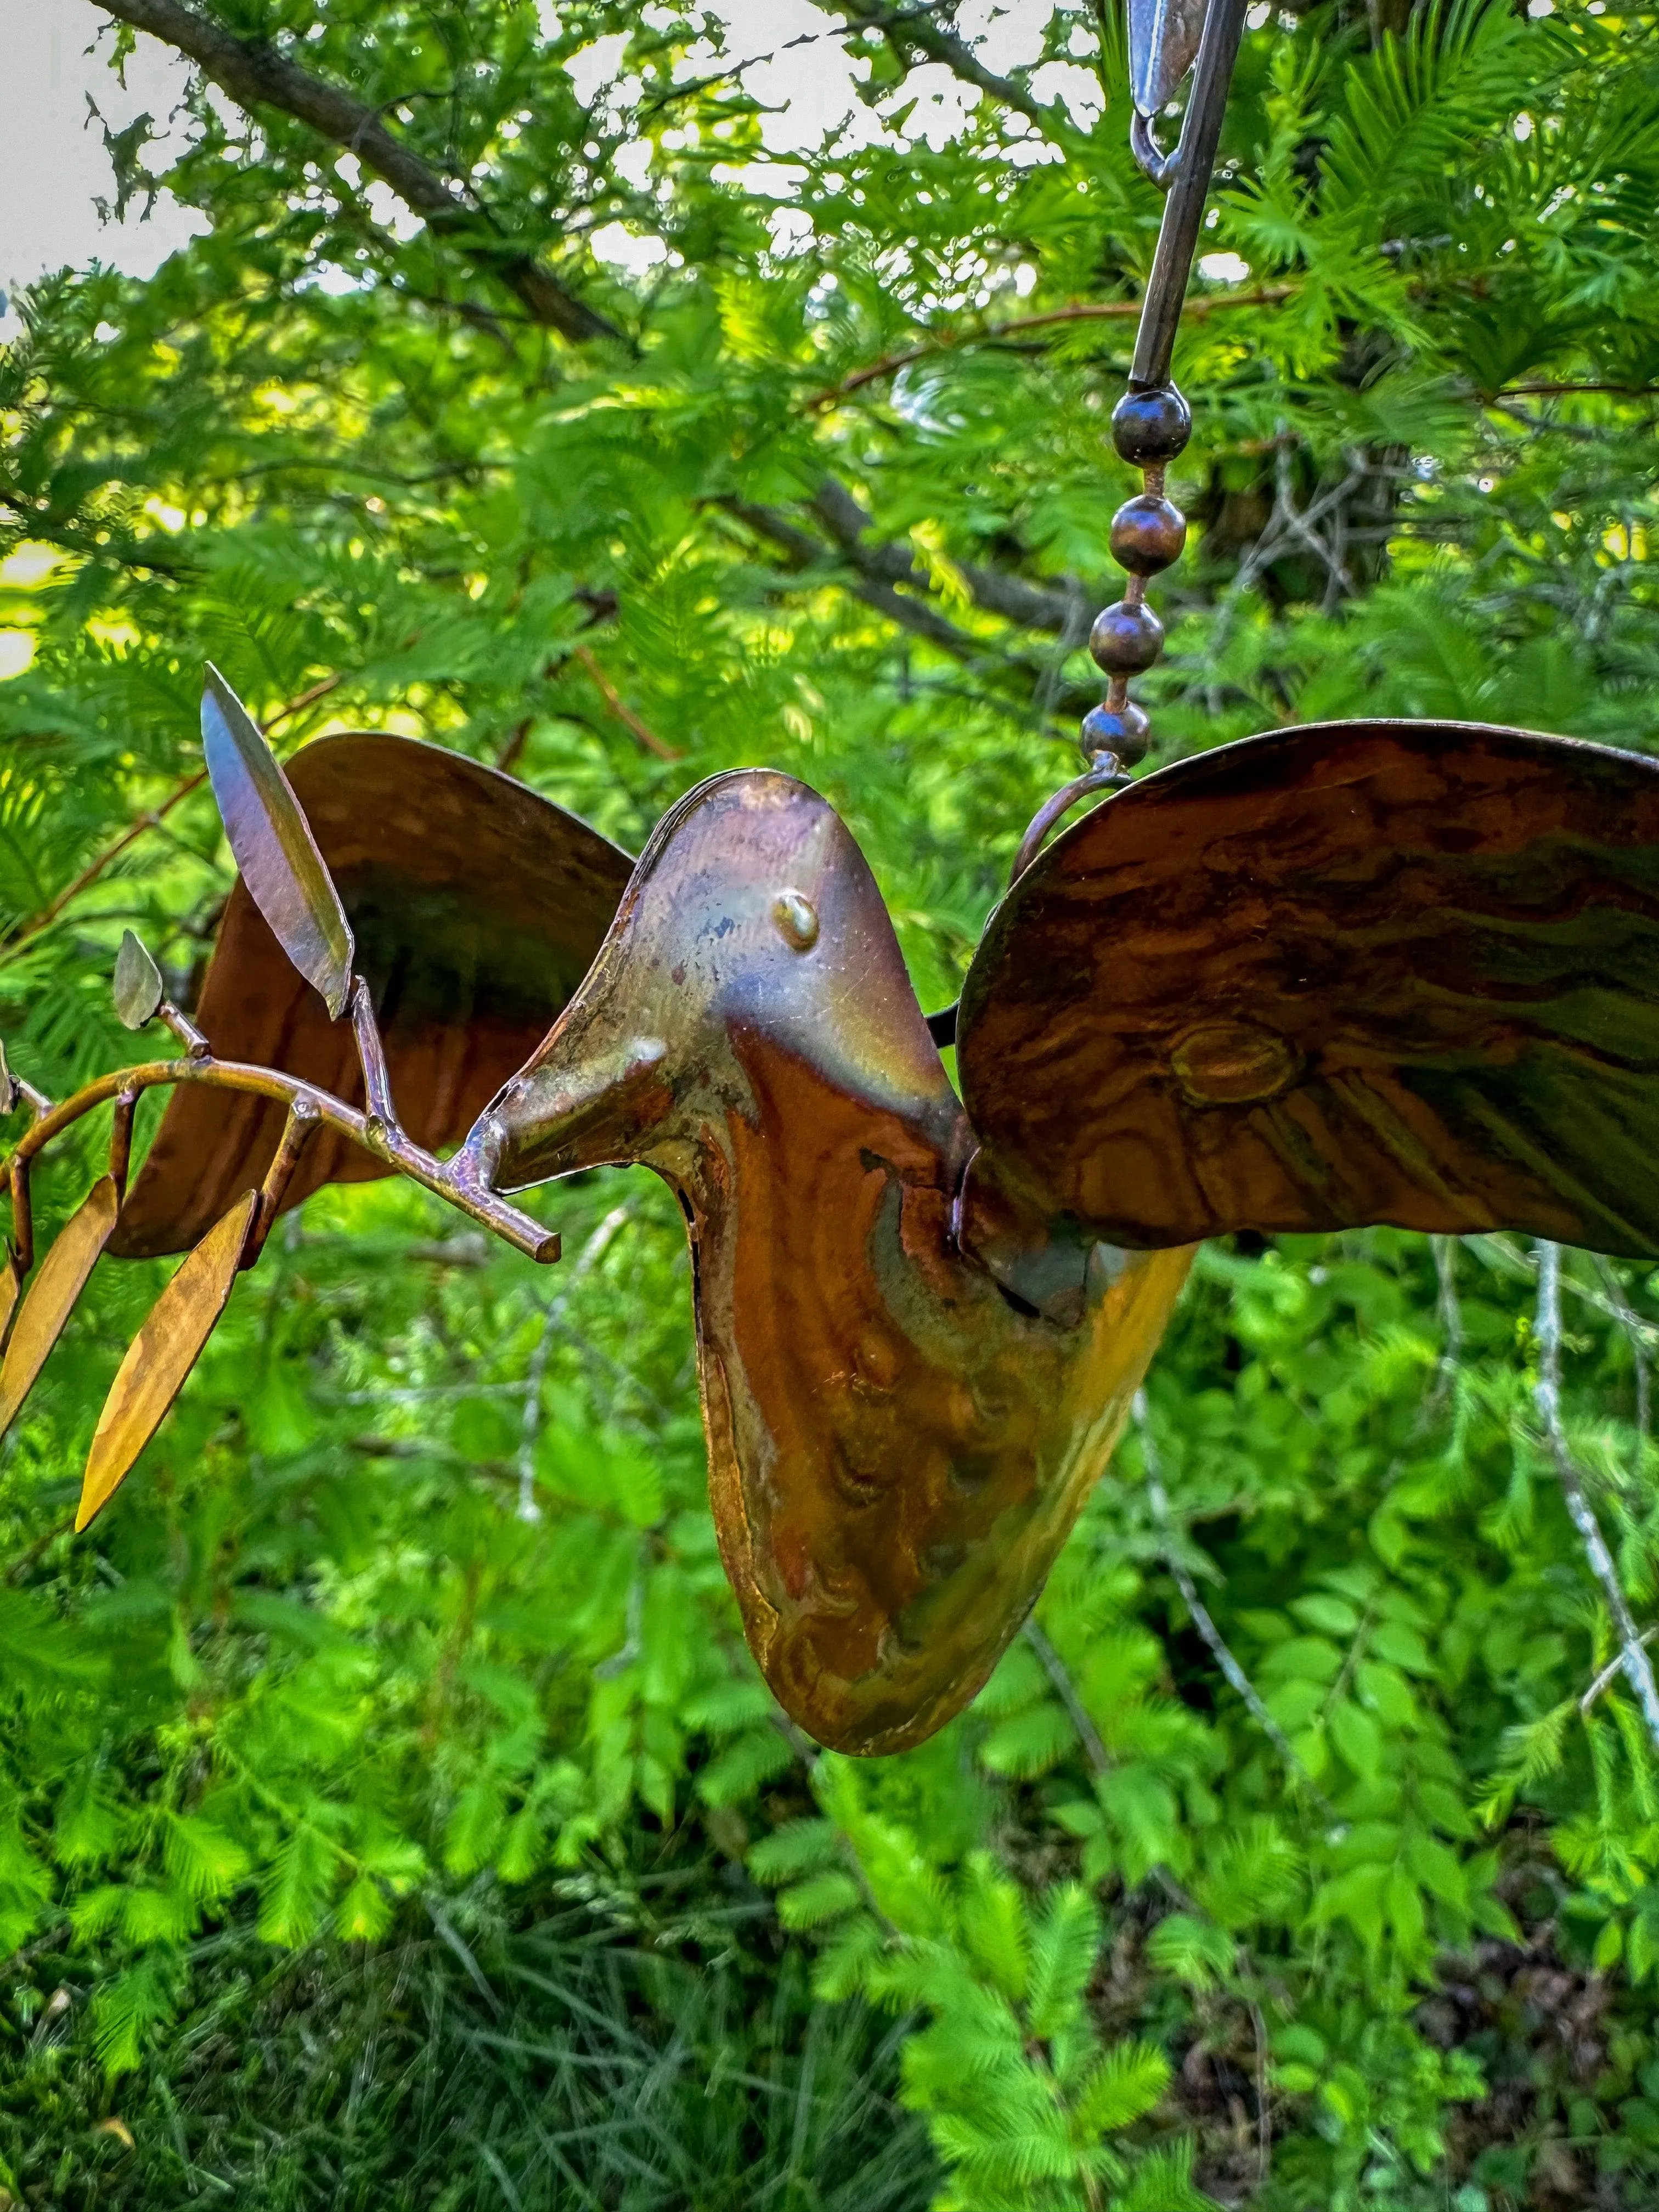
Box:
[1130,0,1250,388]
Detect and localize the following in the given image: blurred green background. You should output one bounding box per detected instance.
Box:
[3,1,1659,2204]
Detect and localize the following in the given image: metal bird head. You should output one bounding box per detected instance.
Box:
[459,769,950,1200]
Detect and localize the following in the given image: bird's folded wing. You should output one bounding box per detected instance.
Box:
[111,734,634,1258]
[956,719,1659,1255]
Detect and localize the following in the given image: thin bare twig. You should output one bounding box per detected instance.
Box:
[1135,1393,1340,1820]
[1,673,342,964]
[1429,1234,1463,1414]
[1022,1615,1198,1914]
[1594,1254,1651,1447]
[1534,1239,1659,1752]
[818,286,1297,406]
[570,645,680,761]
[1249,1999,1272,2185]
[516,1204,632,1522]
[1024,1617,1111,1776]
[1583,1626,1659,1720]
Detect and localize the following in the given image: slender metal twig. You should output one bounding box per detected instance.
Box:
[2,1052,557,1263]
[1534,1240,1659,1752]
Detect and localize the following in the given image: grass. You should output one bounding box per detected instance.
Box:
[1,1877,936,2211]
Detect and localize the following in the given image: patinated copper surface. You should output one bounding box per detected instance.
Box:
[114,733,632,1258]
[960,719,1659,1254]
[459,771,1190,1755]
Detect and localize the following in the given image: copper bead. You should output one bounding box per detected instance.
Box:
[1080,701,1151,765]
[1090,599,1165,676]
[1109,493,1187,577]
[1110,383,1191,466]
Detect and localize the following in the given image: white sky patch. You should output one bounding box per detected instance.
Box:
[2,0,1065,314]
[954,0,1048,76]
[1030,59,1102,126]
[902,66,982,152]
[612,139,654,189]
[699,0,870,156]
[1198,250,1251,283]
[2,0,206,302]
[565,31,630,108]
[589,221,670,274]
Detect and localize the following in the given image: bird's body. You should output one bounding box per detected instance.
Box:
[667,1017,1187,1756]
[462,769,1189,1753]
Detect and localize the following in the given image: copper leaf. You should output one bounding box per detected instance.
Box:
[113,929,165,1030]
[0,1176,121,1442]
[77,1188,261,1532]
[201,665,354,1020]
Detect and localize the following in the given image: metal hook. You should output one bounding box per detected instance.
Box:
[1131,108,1180,190]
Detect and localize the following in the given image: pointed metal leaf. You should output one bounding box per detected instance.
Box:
[1130,0,1210,113]
[77,1188,260,1532]
[0,1249,20,1355]
[201,665,355,1020]
[0,1176,121,1442]
[114,929,165,1030]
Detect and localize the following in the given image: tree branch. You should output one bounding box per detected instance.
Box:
[816,0,1054,133]
[819,286,1299,404]
[90,0,619,345]
[1135,1392,1338,1820]
[809,478,1093,636]
[0,673,341,966]
[718,493,1008,665]
[1534,1239,1659,1753]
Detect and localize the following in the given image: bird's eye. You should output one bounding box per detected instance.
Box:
[772,890,819,951]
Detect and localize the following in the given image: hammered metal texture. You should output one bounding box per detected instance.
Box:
[959,719,1659,1255]
[471,770,1190,1756]
[0,1176,121,1441]
[113,736,633,1259]
[78,1188,261,1531]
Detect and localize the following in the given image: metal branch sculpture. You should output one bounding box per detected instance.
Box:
[7,0,1659,1756]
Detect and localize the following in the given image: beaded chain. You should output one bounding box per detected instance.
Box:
[1081,380,1192,774]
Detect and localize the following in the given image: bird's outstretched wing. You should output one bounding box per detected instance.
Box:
[112,735,633,1258]
[956,719,1659,1255]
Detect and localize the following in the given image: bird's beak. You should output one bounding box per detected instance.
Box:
[452,1028,672,1196]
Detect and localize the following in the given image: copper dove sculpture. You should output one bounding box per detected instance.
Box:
[7,0,1659,1754]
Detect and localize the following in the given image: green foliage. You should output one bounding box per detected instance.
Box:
[3,0,1659,2204]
